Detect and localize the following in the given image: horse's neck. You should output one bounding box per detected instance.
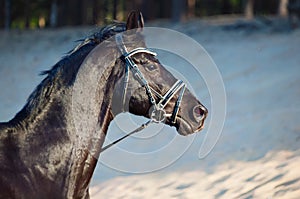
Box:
[0,47,123,198]
[61,51,124,197]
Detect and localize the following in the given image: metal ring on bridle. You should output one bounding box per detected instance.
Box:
[151,108,166,123]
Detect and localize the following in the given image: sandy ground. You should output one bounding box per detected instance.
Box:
[0,17,299,198]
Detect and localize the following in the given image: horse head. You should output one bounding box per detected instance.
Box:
[111,11,208,136]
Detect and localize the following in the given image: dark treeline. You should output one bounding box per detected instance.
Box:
[0,0,291,30]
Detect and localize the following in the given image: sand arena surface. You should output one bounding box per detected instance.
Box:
[0,17,299,198]
[90,151,300,198]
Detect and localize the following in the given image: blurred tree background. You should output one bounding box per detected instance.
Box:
[0,0,292,30]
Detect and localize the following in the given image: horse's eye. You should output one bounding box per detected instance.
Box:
[145,63,158,72]
[140,59,158,72]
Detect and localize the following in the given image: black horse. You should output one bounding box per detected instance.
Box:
[0,11,207,199]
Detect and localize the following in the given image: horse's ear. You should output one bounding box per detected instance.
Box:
[126,11,144,30]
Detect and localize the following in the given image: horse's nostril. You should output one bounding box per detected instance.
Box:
[193,105,206,121]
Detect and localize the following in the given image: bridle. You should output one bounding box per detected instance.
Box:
[101,33,186,152]
[116,33,186,123]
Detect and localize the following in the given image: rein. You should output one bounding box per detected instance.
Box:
[100,33,186,153]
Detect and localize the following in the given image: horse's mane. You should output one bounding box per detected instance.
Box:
[7,22,126,127]
[41,22,126,76]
